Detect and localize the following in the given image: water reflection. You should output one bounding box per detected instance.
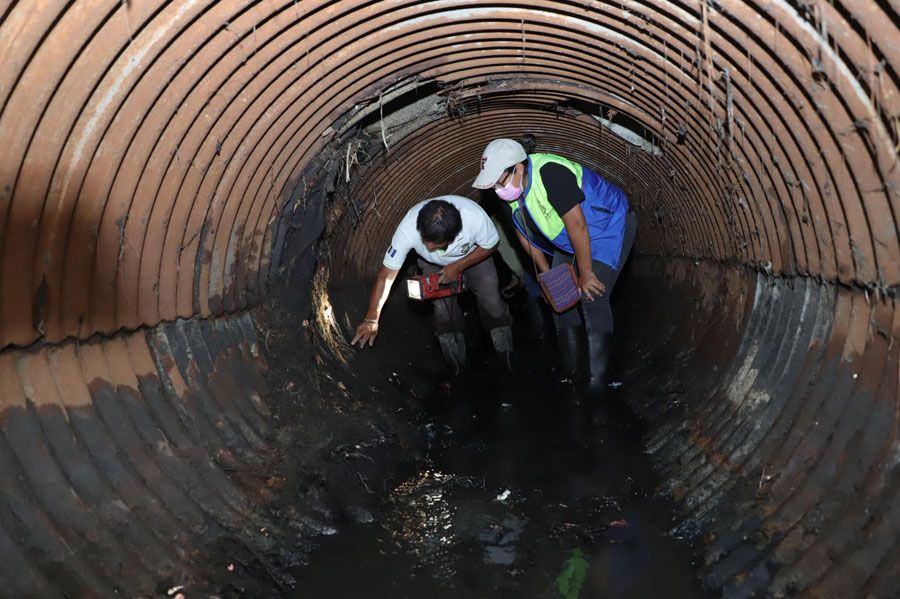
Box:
[294,344,707,598]
[383,468,529,580]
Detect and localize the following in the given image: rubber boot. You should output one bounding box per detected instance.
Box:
[586,332,612,392]
[437,331,466,375]
[524,294,546,339]
[489,326,514,371]
[556,327,585,382]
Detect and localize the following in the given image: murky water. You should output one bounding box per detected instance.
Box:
[293,340,706,598]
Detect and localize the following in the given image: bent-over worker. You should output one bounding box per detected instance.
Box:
[351,196,513,372]
[472,136,636,390]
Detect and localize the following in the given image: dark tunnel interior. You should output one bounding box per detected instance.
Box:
[0,1,897,597]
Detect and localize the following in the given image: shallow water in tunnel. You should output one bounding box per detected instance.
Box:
[292,322,707,599]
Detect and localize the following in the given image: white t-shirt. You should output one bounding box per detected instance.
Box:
[383,195,499,269]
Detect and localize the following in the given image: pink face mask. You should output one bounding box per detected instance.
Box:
[495,178,523,202]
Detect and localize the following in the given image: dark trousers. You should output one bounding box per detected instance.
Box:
[418,257,513,334]
[551,211,637,334]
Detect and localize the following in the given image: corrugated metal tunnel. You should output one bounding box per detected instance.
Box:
[0,0,897,596]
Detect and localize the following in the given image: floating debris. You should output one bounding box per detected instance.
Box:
[556,547,590,599]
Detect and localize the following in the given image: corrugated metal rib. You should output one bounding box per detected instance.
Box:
[0,0,895,348]
[0,314,284,595]
[620,257,898,597]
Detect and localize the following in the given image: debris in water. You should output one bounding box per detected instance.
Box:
[227,563,235,572]
[495,489,511,502]
[556,547,590,599]
[608,519,629,528]
[166,586,185,597]
[608,381,623,388]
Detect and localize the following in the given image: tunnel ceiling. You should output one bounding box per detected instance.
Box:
[0,0,897,350]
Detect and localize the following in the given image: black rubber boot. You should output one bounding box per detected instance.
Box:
[489,326,514,371]
[437,332,466,375]
[524,295,546,339]
[556,327,585,382]
[586,332,612,392]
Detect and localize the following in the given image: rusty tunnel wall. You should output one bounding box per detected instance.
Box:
[0,1,897,597]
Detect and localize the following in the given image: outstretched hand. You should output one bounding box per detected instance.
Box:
[351,320,378,348]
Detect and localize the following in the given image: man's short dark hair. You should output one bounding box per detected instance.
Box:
[417,200,462,246]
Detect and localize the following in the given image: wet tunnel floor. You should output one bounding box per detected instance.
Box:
[292,337,707,598]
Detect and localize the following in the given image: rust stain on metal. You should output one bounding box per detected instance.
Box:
[0,0,893,348]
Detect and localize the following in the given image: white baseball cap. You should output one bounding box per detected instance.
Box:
[472,138,527,189]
